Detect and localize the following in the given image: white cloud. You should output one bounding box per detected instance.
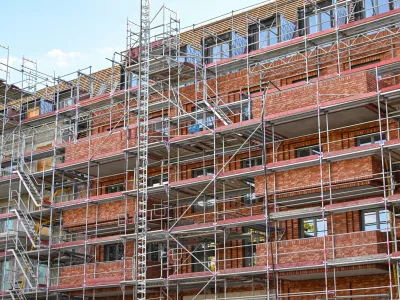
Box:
[47,49,84,68]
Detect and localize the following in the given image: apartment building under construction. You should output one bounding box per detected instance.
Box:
[2,0,400,299]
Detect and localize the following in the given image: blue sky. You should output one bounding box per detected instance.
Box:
[0,0,266,83]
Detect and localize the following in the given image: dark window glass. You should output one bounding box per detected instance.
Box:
[105,183,125,194]
[241,193,257,205]
[241,157,263,168]
[295,145,320,158]
[243,227,266,267]
[104,243,124,261]
[192,166,214,178]
[193,243,216,272]
[240,180,262,205]
[148,174,167,187]
[147,243,160,261]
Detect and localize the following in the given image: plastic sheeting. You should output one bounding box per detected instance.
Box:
[184,44,202,65]
[232,31,247,57]
[280,14,296,42]
[336,6,348,26]
[40,99,53,114]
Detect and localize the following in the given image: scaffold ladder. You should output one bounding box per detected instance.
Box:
[11,201,40,247]
[13,138,44,207]
[10,244,36,289]
[14,165,43,207]
[135,0,150,299]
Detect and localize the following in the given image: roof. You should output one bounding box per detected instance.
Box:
[0,65,121,111]
[180,0,300,47]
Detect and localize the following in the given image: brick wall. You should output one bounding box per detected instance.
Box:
[251,71,378,118]
[64,127,136,162]
[62,199,135,230]
[281,273,390,299]
[254,155,381,197]
[57,259,162,287]
[255,230,387,266]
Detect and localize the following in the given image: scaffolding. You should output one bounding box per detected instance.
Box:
[2,0,400,299]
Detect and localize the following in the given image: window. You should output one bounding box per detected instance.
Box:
[240,180,262,205]
[193,196,215,213]
[241,157,263,168]
[147,243,160,261]
[77,122,89,139]
[240,97,252,121]
[356,133,386,146]
[211,43,230,62]
[248,18,279,52]
[191,107,215,132]
[192,166,214,178]
[364,0,391,18]
[105,183,125,194]
[241,194,262,205]
[22,99,54,119]
[73,183,87,200]
[193,242,216,272]
[362,209,390,232]
[307,9,332,34]
[350,58,381,70]
[104,243,124,261]
[196,113,214,130]
[295,145,320,158]
[148,174,168,187]
[243,227,266,267]
[131,74,139,87]
[204,31,246,64]
[59,97,74,109]
[300,217,327,238]
[36,144,53,172]
[204,33,231,64]
[0,207,16,233]
[38,264,47,285]
[352,0,396,20]
[298,1,334,36]
[241,193,258,205]
[154,120,169,135]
